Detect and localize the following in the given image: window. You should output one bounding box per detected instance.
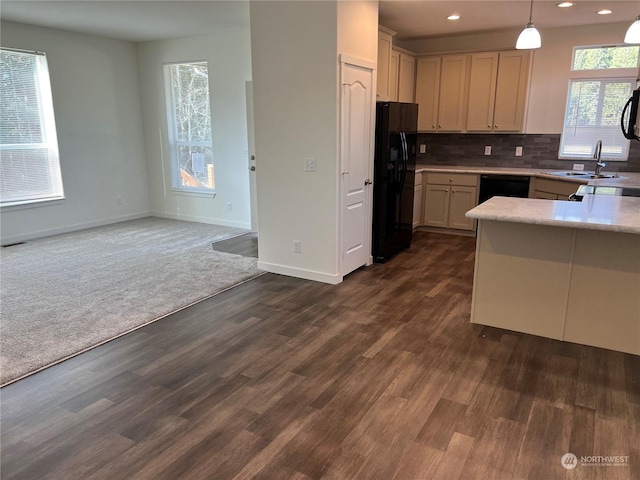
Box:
[559,45,640,161]
[0,48,64,206]
[164,61,214,192]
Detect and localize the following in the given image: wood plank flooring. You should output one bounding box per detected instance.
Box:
[212,232,258,258]
[1,232,638,480]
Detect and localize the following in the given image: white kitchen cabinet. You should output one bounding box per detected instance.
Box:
[389,49,399,101]
[389,47,415,103]
[423,173,478,231]
[377,26,396,101]
[415,54,468,131]
[413,172,423,229]
[493,50,530,132]
[466,50,530,132]
[397,50,416,103]
[530,177,581,200]
[415,57,441,131]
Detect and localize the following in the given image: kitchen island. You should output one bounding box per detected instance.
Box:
[466,195,640,355]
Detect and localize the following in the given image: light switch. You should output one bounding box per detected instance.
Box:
[304,158,317,172]
[515,146,523,156]
[419,144,427,154]
[484,146,492,156]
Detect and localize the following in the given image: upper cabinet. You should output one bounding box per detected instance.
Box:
[492,51,531,132]
[416,49,531,133]
[378,27,416,103]
[396,48,416,103]
[415,54,468,131]
[466,50,531,132]
[376,26,396,101]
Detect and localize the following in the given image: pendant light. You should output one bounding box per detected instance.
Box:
[516,0,542,49]
[624,15,640,44]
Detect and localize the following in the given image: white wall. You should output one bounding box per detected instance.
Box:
[397,22,633,135]
[136,24,253,229]
[338,1,379,63]
[0,21,150,244]
[250,1,341,283]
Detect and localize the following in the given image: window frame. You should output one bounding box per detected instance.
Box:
[559,44,640,162]
[0,47,64,208]
[162,60,215,194]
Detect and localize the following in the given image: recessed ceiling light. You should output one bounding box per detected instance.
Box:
[447,14,461,21]
[557,2,574,7]
[598,9,613,15]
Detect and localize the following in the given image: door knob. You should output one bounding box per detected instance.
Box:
[250,155,255,160]
[249,166,256,171]
[364,179,372,185]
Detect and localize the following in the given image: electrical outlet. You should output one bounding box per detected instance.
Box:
[419,144,427,154]
[226,202,232,212]
[573,164,585,171]
[515,146,523,157]
[484,146,492,156]
[293,240,301,253]
[116,196,122,206]
[304,158,317,172]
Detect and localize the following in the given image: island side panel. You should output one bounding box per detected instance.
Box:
[470,220,574,340]
[564,229,640,355]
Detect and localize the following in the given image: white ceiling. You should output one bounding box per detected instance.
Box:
[0,1,250,42]
[380,0,639,40]
[0,0,638,43]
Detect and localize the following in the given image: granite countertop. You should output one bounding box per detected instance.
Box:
[466,195,640,234]
[416,164,640,188]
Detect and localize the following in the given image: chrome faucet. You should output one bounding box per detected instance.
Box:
[593,139,605,175]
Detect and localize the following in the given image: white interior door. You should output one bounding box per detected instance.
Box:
[245,81,258,232]
[340,56,375,277]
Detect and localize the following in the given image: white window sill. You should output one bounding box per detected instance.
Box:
[170,189,217,199]
[0,197,65,212]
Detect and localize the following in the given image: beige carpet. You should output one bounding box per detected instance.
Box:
[0,218,261,386]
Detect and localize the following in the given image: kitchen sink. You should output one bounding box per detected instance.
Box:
[545,171,620,179]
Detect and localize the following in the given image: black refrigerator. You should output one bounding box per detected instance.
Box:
[372,101,418,263]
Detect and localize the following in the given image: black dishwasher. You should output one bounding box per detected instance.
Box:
[479,174,530,203]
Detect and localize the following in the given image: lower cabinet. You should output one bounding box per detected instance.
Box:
[422,173,478,231]
[530,177,582,200]
[413,172,423,229]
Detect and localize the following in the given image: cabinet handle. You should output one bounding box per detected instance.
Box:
[432,125,435,129]
[445,189,449,193]
[452,189,456,193]
[439,125,442,128]
[488,124,491,128]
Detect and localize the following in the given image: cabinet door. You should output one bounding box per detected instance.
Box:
[493,51,530,132]
[438,55,468,131]
[448,186,477,231]
[423,184,450,227]
[413,183,422,229]
[466,52,498,132]
[377,30,393,101]
[415,57,441,131]
[389,49,399,102]
[398,53,416,103]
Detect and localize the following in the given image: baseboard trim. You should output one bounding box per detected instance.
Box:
[152,211,251,230]
[0,212,150,246]
[257,261,343,285]
[415,226,477,237]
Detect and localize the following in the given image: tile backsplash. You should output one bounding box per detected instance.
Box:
[416,133,640,172]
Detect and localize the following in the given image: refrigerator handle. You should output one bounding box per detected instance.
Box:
[399,132,408,193]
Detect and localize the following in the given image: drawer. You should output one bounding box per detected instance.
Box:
[426,172,478,187]
[533,178,583,197]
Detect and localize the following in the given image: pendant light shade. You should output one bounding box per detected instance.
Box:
[624,15,640,44]
[516,0,541,50]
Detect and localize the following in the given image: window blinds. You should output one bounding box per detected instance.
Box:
[0,48,64,206]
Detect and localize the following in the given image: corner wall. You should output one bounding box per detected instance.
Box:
[250,1,341,283]
[0,21,150,244]
[136,23,253,229]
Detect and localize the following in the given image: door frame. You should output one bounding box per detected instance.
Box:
[338,54,377,277]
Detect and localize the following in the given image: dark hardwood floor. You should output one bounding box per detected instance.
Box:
[1,232,638,480]
[212,232,258,258]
